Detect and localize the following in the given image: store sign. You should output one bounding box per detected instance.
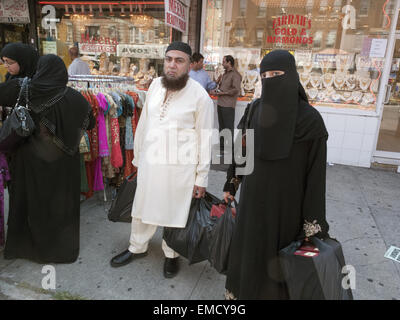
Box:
[79,34,118,54]
[165,0,189,33]
[0,0,30,24]
[79,43,117,54]
[80,34,118,46]
[267,14,313,45]
[42,41,57,55]
[117,44,168,59]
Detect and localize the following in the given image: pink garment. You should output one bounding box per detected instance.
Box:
[93,157,104,191]
[111,118,123,168]
[96,93,110,158]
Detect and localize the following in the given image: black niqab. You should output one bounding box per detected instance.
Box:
[255,50,327,160]
[224,50,330,299]
[0,42,39,81]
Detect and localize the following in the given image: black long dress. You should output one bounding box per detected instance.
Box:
[0,55,94,263]
[223,50,330,299]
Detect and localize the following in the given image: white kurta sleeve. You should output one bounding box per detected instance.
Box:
[132,83,154,168]
[194,93,214,187]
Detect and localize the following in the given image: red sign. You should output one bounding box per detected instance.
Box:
[165,0,188,33]
[268,14,313,45]
[80,34,118,46]
[79,34,118,54]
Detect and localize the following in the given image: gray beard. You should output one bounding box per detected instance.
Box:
[161,73,189,91]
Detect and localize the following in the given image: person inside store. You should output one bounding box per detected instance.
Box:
[0,42,39,82]
[0,54,95,263]
[110,41,214,278]
[222,50,330,299]
[210,55,242,157]
[68,46,91,76]
[189,52,217,92]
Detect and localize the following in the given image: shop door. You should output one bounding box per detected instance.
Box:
[376,36,400,159]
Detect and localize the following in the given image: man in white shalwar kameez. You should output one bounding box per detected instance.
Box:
[110,42,214,278]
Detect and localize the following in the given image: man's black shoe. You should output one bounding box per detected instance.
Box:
[163,257,180,278]
[110,249,147,268]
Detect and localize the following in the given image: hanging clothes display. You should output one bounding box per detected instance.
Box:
[68,75,146,200]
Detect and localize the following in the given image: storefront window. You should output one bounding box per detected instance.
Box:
[202,0,398,111]
[37,1,177,89]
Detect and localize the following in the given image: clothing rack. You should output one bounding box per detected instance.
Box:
[69,76,144,204]
[68,75,135,82]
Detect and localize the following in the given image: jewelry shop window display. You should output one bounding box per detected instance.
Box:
[37,2,175,90]
[202,0,395,111]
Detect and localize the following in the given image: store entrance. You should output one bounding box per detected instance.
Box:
[376,37,400,155]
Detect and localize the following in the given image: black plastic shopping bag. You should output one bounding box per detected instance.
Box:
[108,173,137,223]
[208,200,236,275]
[279,237,354,300]
[163,192,220,264]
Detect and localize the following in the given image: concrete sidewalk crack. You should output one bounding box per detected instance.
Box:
[187,263,207,300]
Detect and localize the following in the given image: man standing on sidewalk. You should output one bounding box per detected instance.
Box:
[211,55,242,157]
[110,42,214,279]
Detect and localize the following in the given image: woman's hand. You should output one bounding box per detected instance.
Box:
[223,191,234,203]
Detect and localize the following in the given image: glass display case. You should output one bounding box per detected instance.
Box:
[202,0,396,110]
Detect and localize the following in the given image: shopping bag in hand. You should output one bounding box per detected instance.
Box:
[108,173,137,223]
[163,192,220,264]
[211,201,237,218]
[279,237,354,300]
[208,199,237,275]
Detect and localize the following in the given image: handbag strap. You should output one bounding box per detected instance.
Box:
[15,77,30,109]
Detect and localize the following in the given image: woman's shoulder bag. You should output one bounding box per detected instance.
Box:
[0,77,35,152]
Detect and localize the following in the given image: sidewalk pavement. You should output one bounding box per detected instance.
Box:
[0,164,399,300]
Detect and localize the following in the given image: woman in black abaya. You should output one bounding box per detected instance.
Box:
[0,42,39,81]
[0,54,94,263]
[223,50,330,299]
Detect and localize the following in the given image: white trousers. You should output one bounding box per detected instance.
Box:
[128,218,179,259]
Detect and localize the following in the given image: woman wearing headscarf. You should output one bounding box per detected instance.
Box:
[222,50,330,299]
[0,54,94,263]
[0,43,39,250]
[0,42,39,81]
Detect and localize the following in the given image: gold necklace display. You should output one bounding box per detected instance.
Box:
[303,62,313,74]
[307,88,318,100]
[333,72,345,90]
[358,76,371,91]
[310,73,321,88]
[351,91,363,103]
[322,72,333,88]
[345,74,357,90]
[300,72,310,87]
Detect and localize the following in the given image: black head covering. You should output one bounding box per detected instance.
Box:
[0,42,39,81]
[254,50,327,160]
[29,54,69,108]
[166,41,192,56]
[28,54,93,156]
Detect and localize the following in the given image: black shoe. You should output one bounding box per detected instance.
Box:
[110,249,147,268]
[163,257,180,278]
